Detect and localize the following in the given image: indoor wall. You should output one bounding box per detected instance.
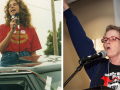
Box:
[63,0,115,89]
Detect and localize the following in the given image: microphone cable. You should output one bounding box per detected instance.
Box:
[18,18,20,64]
[15,13,20,64]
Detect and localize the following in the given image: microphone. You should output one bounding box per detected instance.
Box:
[79,50,107,64]
[15,13,20,30]
[11,15,16,28]
[11,15,15,20]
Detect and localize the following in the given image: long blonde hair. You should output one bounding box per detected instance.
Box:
[4,0,32,28]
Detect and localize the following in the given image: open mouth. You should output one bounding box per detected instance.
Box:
[11,9,16,12]
[106,47,110,50]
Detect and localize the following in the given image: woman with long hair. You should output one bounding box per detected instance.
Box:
[0,0,42,67]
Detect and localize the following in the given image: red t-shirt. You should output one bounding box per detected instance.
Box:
[0,24,42,53]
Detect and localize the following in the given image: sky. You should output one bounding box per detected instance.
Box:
[0,0,61,59]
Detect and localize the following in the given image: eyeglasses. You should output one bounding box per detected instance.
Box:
[101,36,120,43]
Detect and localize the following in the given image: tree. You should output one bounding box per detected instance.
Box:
[44,21,61,56]
[57,21,61,55]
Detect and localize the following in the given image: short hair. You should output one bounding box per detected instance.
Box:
[103,25,120,38]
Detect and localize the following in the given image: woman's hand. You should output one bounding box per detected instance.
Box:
[0,17,19,53]
[63,0,69,11]
[10,17,18,33]
[31,51,37,56]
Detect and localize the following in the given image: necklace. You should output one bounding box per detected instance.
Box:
[107,61,110,86]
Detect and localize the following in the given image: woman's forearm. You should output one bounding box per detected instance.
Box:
[31,51,37,56]
[63,0,69,11]
[0,31,14,53]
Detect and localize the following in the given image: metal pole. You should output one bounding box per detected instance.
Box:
[51,0,58,55]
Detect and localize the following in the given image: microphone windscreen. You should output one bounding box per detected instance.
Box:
[15,13,19,17]
[11,15,15,19]
[100,50,107,58]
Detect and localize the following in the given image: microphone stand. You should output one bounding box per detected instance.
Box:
[17,16,20,64]
[63,60,88,88]
[11,15,20,64]
[18,27,20,64]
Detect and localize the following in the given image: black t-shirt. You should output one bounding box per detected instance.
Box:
[98,62,120,90]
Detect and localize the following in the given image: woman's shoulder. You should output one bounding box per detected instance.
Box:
[29,26,36,32]
[0,24,9,29]
[0,24,10,27]
[25,25,35,30]
[24,26,36,35]
[0,24,5,27]
[30,26,35,30]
